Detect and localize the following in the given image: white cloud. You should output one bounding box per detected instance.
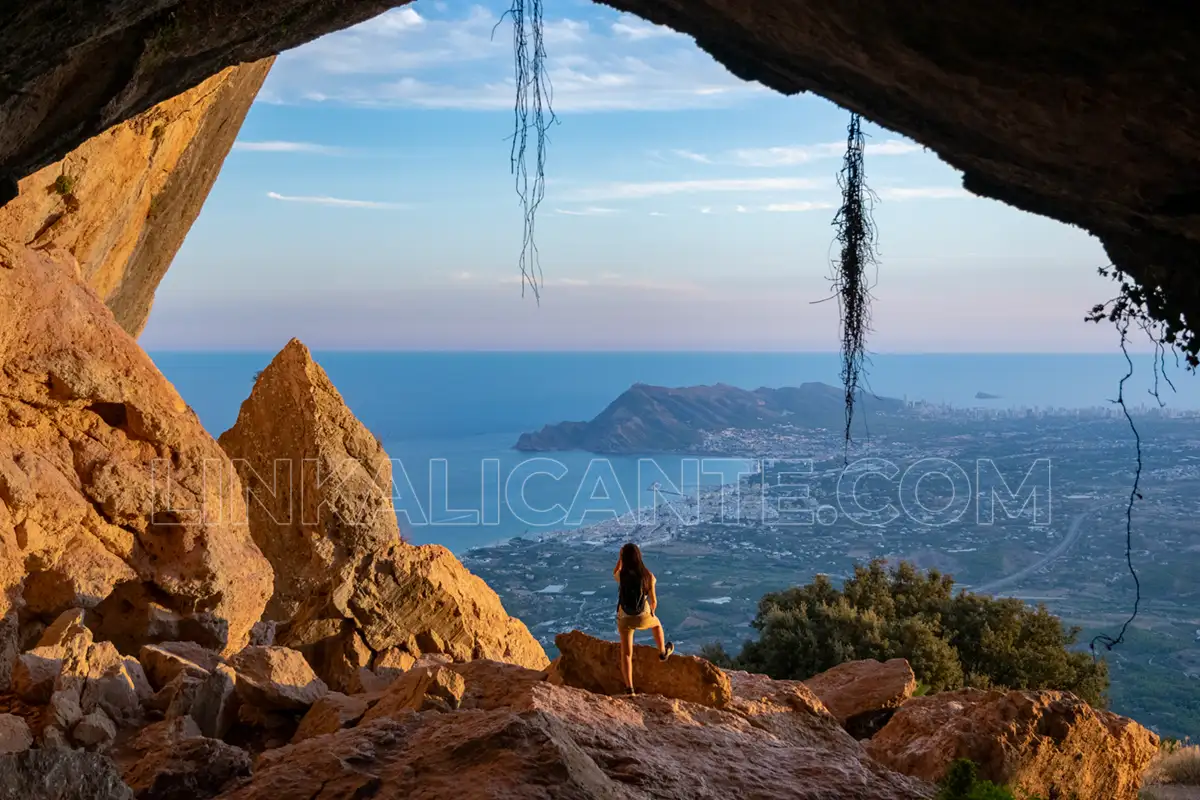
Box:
[263,5,764,112]
[266,192,406,209]
[878,186,971,200]
[555,207,620,216]
[234,140,345,154]
[567,176,826,201]
[611,14,679,41]
[764,201,835,212]
[648,211,667,216]
[680,139,923,167]
[454,271,473,281]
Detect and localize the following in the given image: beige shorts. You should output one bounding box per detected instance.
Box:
[617,608,659,634]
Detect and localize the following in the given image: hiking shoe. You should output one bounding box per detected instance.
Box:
[624,686,637,697]
[660,642,674,661]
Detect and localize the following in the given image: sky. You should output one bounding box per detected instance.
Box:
[140,0,1121,353]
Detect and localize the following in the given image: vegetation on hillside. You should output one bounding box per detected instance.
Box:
[702,559,1109,707]
[936,760,1020,800]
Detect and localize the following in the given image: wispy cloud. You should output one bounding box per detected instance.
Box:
[262,5,765,112]
[555,207,620,216]
[675,139,923,167]
[611,14,679,41]
[764,201,835,212]
[567,177,826,202]
[878,186,971,200]
[266,192,406,209]
[234,140,346,155]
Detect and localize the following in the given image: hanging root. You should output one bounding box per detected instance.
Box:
[829,112,879,446]
[502,0,555,302]
[1087,267,1179,660]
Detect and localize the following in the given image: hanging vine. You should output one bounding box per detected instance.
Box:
[828,113,879,446]
[1086,266,1180,660]
[501,0,556,302]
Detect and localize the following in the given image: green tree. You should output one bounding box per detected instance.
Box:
[723,559,1109,707]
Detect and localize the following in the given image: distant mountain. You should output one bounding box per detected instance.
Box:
[513,382,905,453]
[975,391,1001,400]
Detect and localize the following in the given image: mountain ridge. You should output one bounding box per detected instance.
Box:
[514,381,906,453]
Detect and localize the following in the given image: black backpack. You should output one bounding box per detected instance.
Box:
[618,570,648,615]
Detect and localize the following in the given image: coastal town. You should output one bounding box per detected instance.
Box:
[464,406,1200,738]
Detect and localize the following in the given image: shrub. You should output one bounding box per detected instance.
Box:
[936,759,1017,800]
[1145,744,1200,786]
[724,559,1109,707]
[53,174,76,196]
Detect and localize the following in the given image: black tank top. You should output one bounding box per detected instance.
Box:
[618,570,648,615]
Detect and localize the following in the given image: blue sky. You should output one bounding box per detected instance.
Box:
[140,0,1118,352]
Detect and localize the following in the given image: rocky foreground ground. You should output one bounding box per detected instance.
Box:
[0,246,1161,799]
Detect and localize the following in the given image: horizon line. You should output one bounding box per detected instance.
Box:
[144,348,1166,357]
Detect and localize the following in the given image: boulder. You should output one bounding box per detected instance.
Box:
[229,646,327,711]
[125,716,203,753]
[139,642,220,691]
[148,673,204,719]
[274,619,370,695]
[291,692,371,743]
[72,708,117,750]
[343,543,549,669]
[217,340,548,683]
[0,60,275,337]
[80,641,143,725]
[803,657,916,734]
[360,665,466,724]
[11,608,97,702]
[0,246,272,653]
[549,630,731,708]
[122,735,252,799]
[0,610,18,691]
[865,688,1158,800]
[0,712,32,754]
[190,664,240,740]
[217,659,933,800]
[0,749,133,799]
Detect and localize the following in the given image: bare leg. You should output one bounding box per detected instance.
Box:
[619,628,635,690]
[651,621,666,655]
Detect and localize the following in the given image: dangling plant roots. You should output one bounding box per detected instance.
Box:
[829,113,879,444]
[501,0,556,302]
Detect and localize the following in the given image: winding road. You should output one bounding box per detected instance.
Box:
[973,502,1118,595]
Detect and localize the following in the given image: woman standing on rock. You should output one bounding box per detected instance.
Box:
[613,542,673,695]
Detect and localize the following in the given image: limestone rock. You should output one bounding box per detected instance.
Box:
[0,610,18,692]
[217,338,400,623]
[0,712,32,754]
[248,621,276,648]
[148,673,204,719]
[80,641,142,725]
[345,542,549,668]
[219,659,932,800]
[0,245,272,653]
[361,664,466,724]
[550,630,731,707]
[122,735,252,800]
[12,649,66,703]
[122,657,154,703]
[274,618,370,696]
[803,657,916,729]
[47,680,85,730]
[139,642,220,691]
[0,749,133,799]
[291,692,371,743]
[191,664,240,740]
[217,339,547,680]
[72,708,117,750]
[866,688,1158,800]
[229,646,327,711]
[0,60,275,337]
[126,716,203,754]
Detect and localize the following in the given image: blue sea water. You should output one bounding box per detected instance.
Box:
[149,351,1200,552]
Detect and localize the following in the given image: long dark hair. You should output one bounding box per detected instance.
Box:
[619,542,653,593]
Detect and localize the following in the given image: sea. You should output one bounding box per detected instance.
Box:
[149,351,1200,553]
